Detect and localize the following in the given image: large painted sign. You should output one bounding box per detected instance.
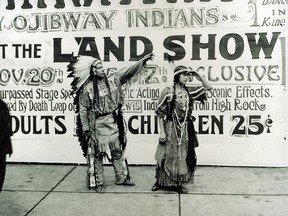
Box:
[1,0,287,166]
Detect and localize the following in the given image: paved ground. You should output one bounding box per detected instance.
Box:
[0,164,287,216]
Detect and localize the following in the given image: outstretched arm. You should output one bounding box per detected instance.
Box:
[119,53,154,84]
[141,52,154,65]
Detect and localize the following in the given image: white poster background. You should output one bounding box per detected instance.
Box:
[0,0,287,166]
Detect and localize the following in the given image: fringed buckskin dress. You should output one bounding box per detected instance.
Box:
[154,85,207,187]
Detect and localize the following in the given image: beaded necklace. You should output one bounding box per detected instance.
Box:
[172,88,189,159]
[172,98,189,146]
[96,79,117,112]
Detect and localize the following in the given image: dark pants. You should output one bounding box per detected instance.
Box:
[0,152,7,193]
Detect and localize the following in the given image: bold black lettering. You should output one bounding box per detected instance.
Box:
[120,0,130,4]
[77,37,101,59]
[11,115,19,133]
[246,32,281,59]
[191,34,216,60]
[104,37,125,61]
[21,116,31,134]
[198,115,209,134]
[128,115,139,134]
[163,35,185,61]
[55,116,67,134]
[143,0,155,3]
[41,116,53,134]
[33,116,42,134]
[140,115,151,134]
[219,33,244,60]
[53,38,73,62]
[129,36,153,60]
[211,115,223,134]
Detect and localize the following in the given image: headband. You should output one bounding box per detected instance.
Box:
[174,67,195,76]
[92,59,102,67]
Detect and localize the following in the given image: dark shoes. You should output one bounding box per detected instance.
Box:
[96,185,105,194]
[115,179,135,186]
[151,182,161,191]
[178,186,188,194]
[95,178,135,193]
[151,182,188,193]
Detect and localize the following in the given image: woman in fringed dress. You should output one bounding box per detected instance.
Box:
[151,65,212,193]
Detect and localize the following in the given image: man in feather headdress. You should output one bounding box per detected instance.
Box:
[68,53,154,193]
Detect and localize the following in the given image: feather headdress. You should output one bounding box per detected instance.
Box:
[67,55,101,157]
[67,55,101,93]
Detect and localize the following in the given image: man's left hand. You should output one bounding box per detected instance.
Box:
[143,53,154,64]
